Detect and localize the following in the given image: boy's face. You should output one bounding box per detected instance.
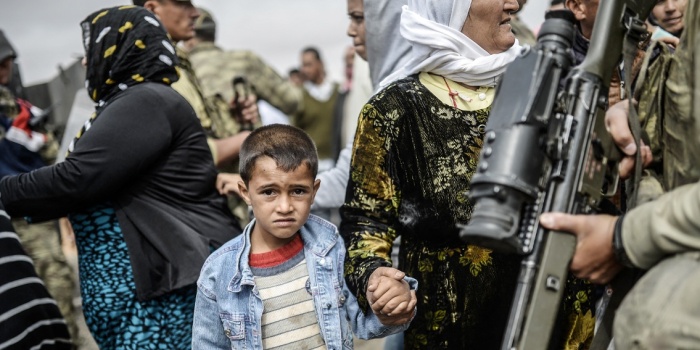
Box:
[238,156,320,253]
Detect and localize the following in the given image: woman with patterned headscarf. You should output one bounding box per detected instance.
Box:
[0,6,240,348]
[341,0,595,348]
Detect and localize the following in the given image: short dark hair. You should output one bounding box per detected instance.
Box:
[551,0,564,5]
[239,124,318,186]
[301,47,322,63]
[133,0,147,6]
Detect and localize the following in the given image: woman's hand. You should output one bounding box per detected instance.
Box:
[366,267,417,325]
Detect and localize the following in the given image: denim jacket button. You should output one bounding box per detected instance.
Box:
[319,258,326,265]
[325,302,332,309]
[225,329,232,337]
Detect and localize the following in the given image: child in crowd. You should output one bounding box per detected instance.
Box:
[192,124,417,349]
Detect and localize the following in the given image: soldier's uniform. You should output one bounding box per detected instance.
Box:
[613,2,700,347]
[187,10,302,116]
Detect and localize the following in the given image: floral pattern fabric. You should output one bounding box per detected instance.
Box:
[340,75,596,349]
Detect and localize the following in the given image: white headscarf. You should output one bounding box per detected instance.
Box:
[380,0,521,89]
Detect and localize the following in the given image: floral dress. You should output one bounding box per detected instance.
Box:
[340,75,596,349]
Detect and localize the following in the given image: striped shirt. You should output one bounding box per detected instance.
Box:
[0,209,72,350]
[250,235,326,350]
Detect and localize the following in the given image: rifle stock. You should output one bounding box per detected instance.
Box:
[459,1,655,349]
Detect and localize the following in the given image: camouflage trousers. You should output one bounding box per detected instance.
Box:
[13,218,79,347]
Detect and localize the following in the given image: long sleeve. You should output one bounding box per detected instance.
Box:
[313,141,352,209]
[623,179,700,269]
[243,52,303,116]
[0,86,174,219]
[192,286,229,349]
[623,0,700,270]
[339,102,398,310]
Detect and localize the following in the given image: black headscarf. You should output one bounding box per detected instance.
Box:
[81,5,179,105]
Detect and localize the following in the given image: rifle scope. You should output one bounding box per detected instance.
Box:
[459,10,577,254]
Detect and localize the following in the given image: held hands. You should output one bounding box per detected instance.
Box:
[230,94,259,130]
[366,267,417,326]
[216,173,243,196]
[605,100,653,179]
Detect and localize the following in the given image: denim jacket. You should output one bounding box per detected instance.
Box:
[192,215,417,350]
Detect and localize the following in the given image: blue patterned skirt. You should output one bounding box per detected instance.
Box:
[70,205,195,349]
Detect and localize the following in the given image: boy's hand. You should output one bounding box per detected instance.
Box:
[367,267,416,325]
[216,173,243,196]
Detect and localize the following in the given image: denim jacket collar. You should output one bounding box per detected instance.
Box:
[227,214,338,293]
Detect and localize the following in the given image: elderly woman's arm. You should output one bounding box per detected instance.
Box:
[339,102,401,311]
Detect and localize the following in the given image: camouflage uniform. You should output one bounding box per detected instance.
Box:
[614,2,700,347]
[0,85,79,346]
[188,42,303,116]
[171,47,250,227]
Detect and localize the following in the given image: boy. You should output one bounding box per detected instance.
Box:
[192,124,417,349]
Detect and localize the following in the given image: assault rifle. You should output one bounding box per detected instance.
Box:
[459,1,655,349]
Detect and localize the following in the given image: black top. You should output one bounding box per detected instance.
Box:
[0,83,241,300]
[0,202,72,349]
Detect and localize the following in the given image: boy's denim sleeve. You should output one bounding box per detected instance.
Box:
[192,282,229,349]
[345,276,418,340]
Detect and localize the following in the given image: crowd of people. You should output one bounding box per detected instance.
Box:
[0,0,696,349]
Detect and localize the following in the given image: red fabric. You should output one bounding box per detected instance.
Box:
[11,99,33,136]
[249,234,303,268]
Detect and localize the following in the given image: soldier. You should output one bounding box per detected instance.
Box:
[0,29,79,347]
[134,0,258,170]
[540,0,700,347]
[185,8,303,118]
[134,0,259,227]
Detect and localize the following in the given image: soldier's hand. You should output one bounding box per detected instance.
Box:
[540,212,623,285]
[605,100,653,179]
[230,94,259,129]
[216,172,243,196]
[656,35,680,48]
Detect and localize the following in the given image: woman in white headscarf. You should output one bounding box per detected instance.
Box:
[341,0,593,348]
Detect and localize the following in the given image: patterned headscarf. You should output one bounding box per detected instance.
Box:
[80,5,179,105]
[68,6,179,155]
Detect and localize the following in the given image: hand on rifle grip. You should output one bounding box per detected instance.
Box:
[605,100,653,179]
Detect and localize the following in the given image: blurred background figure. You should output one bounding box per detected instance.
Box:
[550,0,566,11]
[288,68,303,87]
[294,47,342,174]
[136,0,257,229]
[0,28,80,347]
[648,0,686,41]
[511,0,537,46]
[185,7,302,123]
[135,0,256,171]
